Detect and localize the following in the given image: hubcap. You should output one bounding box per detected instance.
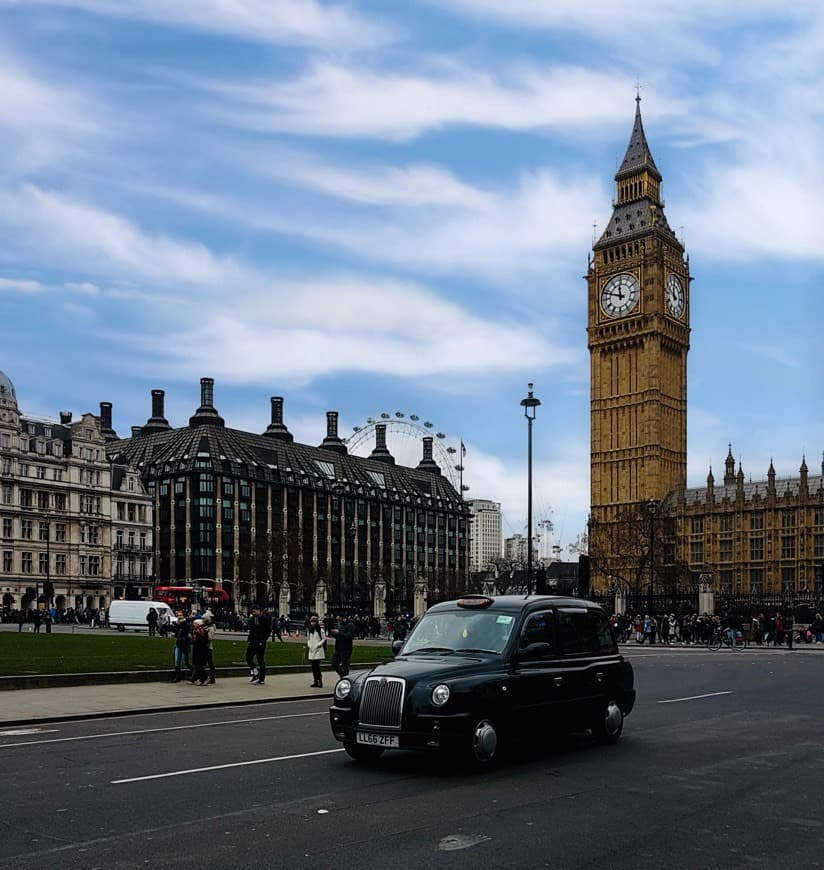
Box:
[473,719,497,761]
[604,701,623,735]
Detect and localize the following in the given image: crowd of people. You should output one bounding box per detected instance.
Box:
[2,606,109,631]
[610,611,824,648]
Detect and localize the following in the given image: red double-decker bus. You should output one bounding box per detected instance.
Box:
[152,586,230,610]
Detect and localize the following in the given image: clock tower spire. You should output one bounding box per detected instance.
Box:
[587,99,691,589]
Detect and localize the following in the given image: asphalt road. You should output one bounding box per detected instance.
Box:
[0,647,822,870]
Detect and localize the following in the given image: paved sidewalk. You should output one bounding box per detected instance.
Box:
[0,671,333,727]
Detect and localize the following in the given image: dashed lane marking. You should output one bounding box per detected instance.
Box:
[112,747,345,783]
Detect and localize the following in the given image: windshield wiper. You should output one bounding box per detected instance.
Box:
[455,647,499,655]
[404,646,454,655]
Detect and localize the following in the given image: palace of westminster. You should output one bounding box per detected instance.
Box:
[1,100,822,614]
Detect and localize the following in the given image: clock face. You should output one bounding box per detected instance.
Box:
[600,273,640,318]
[666,273,685,318]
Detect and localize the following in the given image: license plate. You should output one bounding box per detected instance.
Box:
[356,731,399,747]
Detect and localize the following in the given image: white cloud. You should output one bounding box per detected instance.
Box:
[65,281,101,296]
[140,275,565,382]
[215,61,657,141]
[0,276,42,293]
[0,185,259,290]
[8,0,391,49]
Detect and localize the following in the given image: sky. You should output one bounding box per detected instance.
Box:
[0,0,822,557]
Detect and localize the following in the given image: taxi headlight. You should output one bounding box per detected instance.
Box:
[431,684,451,707]
[334,679,352,701]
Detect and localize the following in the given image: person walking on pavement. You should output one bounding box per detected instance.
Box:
[246,605,270,685]
[172,611,192,683]
[189,618,209,685]
[147,607,158,637]
[306,612,326,687]
[330,614,356,678]
[202,610,217,683]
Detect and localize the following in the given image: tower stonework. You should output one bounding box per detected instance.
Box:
[587,99,690,589]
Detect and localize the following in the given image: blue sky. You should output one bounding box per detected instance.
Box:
[0,1,821,555]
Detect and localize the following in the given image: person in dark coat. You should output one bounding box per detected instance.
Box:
[189,619,209,685]
[172,612,191,682]
[246,606,270,685]
[330,615,356,678]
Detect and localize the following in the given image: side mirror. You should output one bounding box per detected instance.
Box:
[518,641,552,660]
[391,640,404,656]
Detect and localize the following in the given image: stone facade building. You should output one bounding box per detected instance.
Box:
[107,379,470,616]
[586,101,824,601]
[0,370,151,612]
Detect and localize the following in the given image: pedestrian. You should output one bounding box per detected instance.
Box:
[172,611,191,683]
[202,610,217,683]
[785,610,794,650]
[189,619,209,685]
[245,605,269,685]
[16,609,24,633]
[306,612,326,687]
[330,614,356,678]
[147,607,158,637]
[33,609,42,633]
[272,614,283,642]
[44,609,52,633]
[158,607,170,638]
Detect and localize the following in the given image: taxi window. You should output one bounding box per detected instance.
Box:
[521,611,555,649]
[558,609,616,655]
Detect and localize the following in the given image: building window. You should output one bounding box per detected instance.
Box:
[21,552,32,573]
[89,525,99,545]
[20,489,32,507]
[116,530,123,547]
[781,535,796,560]
[719,537,733,562]
[690,540,703,564]
[127,504,136,522]
[37,491,49,510]
[117,502,125,521]
[53,469,63,481]
[781,511,796,529]
[54,494,66,512]
[19,462,29,476]
[55,523,66,543]
[750,568,763,593]
[2,551,11,572]
[80,556,86,575]
[21,519,32,540]
[814,534,824,560]
[0,459,9,476]
[39,552,48,574]
[781,567,795,594]
[55,554,66,574]
[749,536,764,561]
[750,514,764,530]
[36,466,46,479]
[815,509,824,527]
[2,517,11,539]
[88,556,100,576]
[0,433,7,447]
[39,522,49,541]
[1,486,11,505]
[719,515,733,532]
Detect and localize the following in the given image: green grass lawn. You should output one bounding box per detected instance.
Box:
[0,632,392,677]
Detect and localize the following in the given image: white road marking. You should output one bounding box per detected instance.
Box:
[112,747,345,783]
[658,691,733,704]
[0,728,59,737]
[0,711,324,749]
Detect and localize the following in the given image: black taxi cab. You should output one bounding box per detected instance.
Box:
[329,594,635,769]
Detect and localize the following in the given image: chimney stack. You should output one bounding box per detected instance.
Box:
[369,423,395,465]
[59,411,72,425]
[131,426,143,438]
[319,411,347,454]
[99,401,118,441]
[263,396,293,442]
[416,436,441,475]
[189,377,225,428]
[142,389,171,434]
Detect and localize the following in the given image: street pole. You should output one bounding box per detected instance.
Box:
[647,499,658,616]
[520,384,541,596]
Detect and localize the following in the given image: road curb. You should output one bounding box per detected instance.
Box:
[0,690,334,728]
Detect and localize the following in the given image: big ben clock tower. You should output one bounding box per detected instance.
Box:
[587,97,690,580]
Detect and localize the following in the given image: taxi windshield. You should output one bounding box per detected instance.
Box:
[403,610,516,655]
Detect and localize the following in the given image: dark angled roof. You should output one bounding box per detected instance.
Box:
[597,199,678,247]
[107,423,467,511]
[683,475,824,508]
[617,97,661,181]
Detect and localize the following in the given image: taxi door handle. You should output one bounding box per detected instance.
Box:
[553,676,564,687]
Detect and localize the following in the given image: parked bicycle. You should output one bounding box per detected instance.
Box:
[707,625,746,651]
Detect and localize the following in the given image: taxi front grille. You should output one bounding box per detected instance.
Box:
[358,676,405,729]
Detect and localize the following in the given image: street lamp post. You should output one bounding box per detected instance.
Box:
[646,499,659,616]
[520,384,541,596]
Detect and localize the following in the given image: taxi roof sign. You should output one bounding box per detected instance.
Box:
[456,596,494,608]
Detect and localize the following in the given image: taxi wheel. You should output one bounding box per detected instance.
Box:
[461,717,499,770]
[343,741,385,763]
[591,699,624,745]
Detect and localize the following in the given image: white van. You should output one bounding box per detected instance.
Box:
[108,600,175,632]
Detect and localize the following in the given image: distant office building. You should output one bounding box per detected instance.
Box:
[504,533,538,566]
[467,499,502,571]
[107,379,469,616]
